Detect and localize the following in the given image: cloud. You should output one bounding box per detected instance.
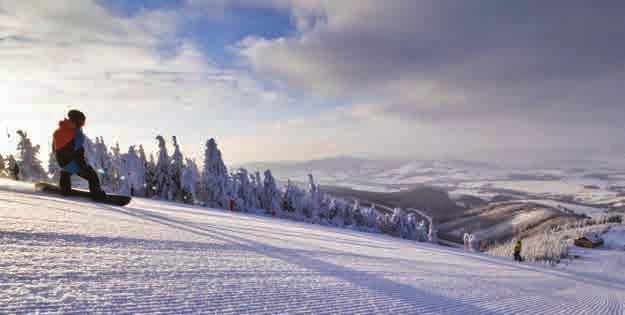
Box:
[1,1,623,164]
[236,1,625,128]
[0,0,292,162]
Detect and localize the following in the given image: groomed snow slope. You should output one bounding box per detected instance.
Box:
[1,181,624,314]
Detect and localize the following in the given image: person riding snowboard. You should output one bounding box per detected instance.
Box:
[53,110,107,201]
[513,239,523,262]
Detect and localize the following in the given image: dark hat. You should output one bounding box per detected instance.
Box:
[68,109,86,123]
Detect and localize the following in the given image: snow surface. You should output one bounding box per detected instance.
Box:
[522,199,607,218]
[1,179,625,314]
[556,226,625,286]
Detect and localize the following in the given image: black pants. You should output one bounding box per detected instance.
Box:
[514,251,523,262]
[60,166,103,196]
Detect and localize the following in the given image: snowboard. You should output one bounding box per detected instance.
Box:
[34,182,132,206]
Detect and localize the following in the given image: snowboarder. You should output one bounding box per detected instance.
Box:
[513,239,523,262]
[53,110,107,201]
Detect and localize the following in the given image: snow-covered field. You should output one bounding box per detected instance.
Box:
[522,199,607,217]
[552,225,625,284]
[1,180,625,314]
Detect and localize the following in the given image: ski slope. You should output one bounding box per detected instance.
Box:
[1,181,624,314]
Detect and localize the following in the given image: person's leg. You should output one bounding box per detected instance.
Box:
[77,166,106,199]
[60,171,72,196]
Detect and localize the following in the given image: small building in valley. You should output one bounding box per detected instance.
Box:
[574,233,604,248]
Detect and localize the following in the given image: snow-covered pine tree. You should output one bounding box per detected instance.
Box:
[248,170,262,210]
[169,136,187,201]
[106,142,124,193]
[376,208,424,240]
[5,155,17,179]
[138,146,154,197]
[121,146,145,196]
[233,168,260,211]
[281,180,294,212]
[252,171,263,207]
[0,153,5,177]
[377,208,407,237]
[181,158,200,203]
[401,213,428,241]
[354,204,378,229]
[325,198,353,226]
[202,138,230,208]
[428,223,438,243]
[47,150,61,182]
[306,174,322,220]
[282,179,306,216]
[261,170,282,215]
[153,135,171,199]
[15,130,46,181]
[147,153,157,197]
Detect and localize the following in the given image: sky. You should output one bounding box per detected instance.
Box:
[1,1,624,166]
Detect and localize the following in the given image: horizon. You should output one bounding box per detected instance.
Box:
[1,1,624,166]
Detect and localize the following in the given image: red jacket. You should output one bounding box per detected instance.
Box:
[53,119,77,151]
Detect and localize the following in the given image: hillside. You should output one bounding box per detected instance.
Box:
[1,180,624,314]
[324,185,464,221]
[437,202,586,245]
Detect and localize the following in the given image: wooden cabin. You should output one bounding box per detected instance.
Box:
[574,233,604,248]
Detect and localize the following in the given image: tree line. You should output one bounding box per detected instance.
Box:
[1,130,433,242]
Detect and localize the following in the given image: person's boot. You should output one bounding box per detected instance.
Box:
[59,171,72,196]
[91,190,108,202]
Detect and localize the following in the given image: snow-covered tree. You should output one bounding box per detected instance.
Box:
[202,138,230,208]
[376,208,427,241]
[15,130,46,181]
[324,198,354,226]
[89,137,112,188]
[106,142,124,193]
[463,233,480,251]
[261,170,282,215]
[5,155,17,179]
[47,150,61,182]
[377,208,404,237]
[233,168,260,211]
[153,135,171,199]
[402,213,428,241]
[282,180,306,217]
[0,153,5,177]
[168,136,191,201]
[138,145,154,197]
[120,146,145,196]
[428,224,438,243]
[181,158,200,203]
[252,171,263,201]
[354,204,378,229]
[306,174,323,220]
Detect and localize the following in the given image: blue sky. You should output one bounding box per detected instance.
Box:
[1,1,624,166]
[98,0,294,65]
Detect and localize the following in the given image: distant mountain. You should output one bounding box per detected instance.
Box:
[240,156,407,181]
[239,156,502,191]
